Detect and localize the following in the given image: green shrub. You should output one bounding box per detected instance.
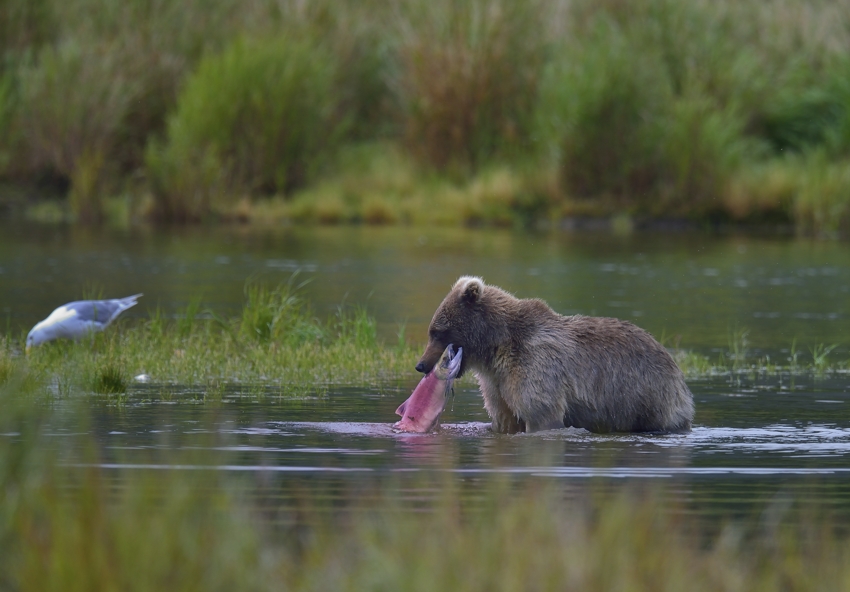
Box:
[146,35,346,221]
[541,18,670,203]
[541,2,764,214]
[394,0,547,173]
[763,86,847,154]
[793,152,850,237]
[13,40,144,220]
[657,97,754,214]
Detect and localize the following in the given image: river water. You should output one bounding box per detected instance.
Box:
[4,220,850,523]
[43,373,850,527]
[3,222,850,355]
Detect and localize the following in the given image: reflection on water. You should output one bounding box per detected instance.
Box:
[36,374,850,524]
[2,221,850,356]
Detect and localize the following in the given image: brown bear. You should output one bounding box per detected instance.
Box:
[415,276,694,434]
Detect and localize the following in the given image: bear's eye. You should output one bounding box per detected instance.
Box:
[430,327,448,342]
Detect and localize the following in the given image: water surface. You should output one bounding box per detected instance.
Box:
[39,373,850,525]
[3,221,850,357]
[5,221,850,524]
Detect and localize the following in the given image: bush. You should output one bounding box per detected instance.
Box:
[657,97,753,215]
[146,35,346,221]
[541,2,764,215]
[793,152,850,237]
[12,40,145,220]
[393,0,547,173]
[541,18,670,204]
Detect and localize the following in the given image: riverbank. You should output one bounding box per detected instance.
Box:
[3,0,850,235]
[2,285,847,397]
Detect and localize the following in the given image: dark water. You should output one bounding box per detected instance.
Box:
[2,221,850,357]
[4,220,850,522]
[39,373,850,525]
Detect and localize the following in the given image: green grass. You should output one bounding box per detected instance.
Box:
[2,285,419,393]
[5,0,850,232]
[145,34,346,221]
[0,284,847,396]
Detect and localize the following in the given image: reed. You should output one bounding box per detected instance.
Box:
[393,0,547,173]
[3,0,850,231]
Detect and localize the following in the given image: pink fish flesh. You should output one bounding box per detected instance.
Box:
[394,344,463,433]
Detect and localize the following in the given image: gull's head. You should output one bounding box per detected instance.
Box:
[26,324,49,353]
[26,330,37,353]
[26,305,74,353]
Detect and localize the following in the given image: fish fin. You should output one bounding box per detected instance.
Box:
[395,400,407,417]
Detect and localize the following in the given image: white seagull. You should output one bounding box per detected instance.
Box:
[26,294,143,351]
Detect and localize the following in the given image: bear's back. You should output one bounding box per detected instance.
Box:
[520,310,693,433]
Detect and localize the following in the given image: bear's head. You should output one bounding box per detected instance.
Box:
[415,276,510,375]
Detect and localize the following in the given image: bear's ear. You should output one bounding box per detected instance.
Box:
[459,276,484,305]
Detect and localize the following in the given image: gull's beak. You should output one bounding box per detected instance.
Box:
[25,344,31,356]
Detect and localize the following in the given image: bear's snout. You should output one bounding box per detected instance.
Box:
[416,341,445,374]
[415,357,437,374]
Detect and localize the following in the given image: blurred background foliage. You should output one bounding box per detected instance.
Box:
[2,0,850,233]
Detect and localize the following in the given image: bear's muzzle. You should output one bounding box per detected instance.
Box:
[415,340,447,374]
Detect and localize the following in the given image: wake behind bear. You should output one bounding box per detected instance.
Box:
[414,276,694,434]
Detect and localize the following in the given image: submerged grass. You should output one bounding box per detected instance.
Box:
[90,362,128,395]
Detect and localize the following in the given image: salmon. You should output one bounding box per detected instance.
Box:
[394,344,463,433]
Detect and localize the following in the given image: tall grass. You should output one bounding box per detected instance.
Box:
[793,153,850,237]
[5,0,850,229]
[393,0,547,173]
[239,279,325,345]
[146,34,346,221]
[11,40,144,221]
[6,284,405,390]
[540,1,766,216]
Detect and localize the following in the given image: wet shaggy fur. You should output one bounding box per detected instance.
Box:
[415,276,694,434]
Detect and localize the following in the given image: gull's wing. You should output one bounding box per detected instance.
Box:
[63,294,142,326]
